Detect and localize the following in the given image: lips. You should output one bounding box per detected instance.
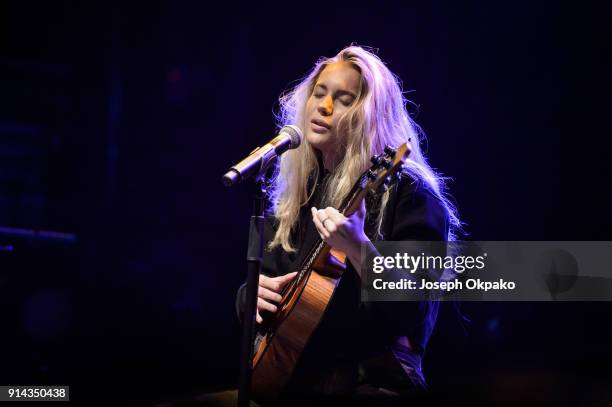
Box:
[310,118,331,132]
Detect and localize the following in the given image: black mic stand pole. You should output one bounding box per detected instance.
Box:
[237,170,268,407]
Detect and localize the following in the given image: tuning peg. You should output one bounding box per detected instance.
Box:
[376,176,393,194]
[366,169,377,181]
[381,159,393,169]
[370,154,383,166]
[384,146,397,157]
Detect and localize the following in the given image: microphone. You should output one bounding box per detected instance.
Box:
[222,125,303,187]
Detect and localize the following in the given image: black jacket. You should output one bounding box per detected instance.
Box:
[236,169,449,397]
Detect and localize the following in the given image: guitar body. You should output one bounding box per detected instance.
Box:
[251,246,347,399]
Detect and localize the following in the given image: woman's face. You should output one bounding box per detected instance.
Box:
[304,61,361,157]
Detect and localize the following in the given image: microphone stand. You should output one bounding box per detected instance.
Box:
[237,171,268,407]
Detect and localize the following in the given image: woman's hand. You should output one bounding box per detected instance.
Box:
[256,272,297,324]
[311,199,372,274]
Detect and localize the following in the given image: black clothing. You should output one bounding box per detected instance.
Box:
[236,168,449,399]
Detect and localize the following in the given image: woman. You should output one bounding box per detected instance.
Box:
[236,45,461,403]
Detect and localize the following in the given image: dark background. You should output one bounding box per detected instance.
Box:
[1,0,610,405]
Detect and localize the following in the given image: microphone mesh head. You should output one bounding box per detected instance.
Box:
[281,125,303,149]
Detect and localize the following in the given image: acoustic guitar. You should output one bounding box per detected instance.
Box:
[251,143,411,400]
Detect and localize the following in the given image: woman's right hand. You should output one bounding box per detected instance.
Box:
[256,272,298,324]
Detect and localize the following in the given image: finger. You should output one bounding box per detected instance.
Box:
[258,297,278,313]
[259,273,271,286]
[258,286,283,303]
[311,207,329,239]
[315,208,328,222]
[256,310,262,324]
[277,272,298,288]
[316,208,337,233]
[324,206,343,219]
[323,217,337,233]
[261,273,297,297]
[326,207,348,236]
[323,207,346,234]
[311,207,325,236]
[326,207,346,225]
[279,271,298,281]
[315,208,337,235]
[260,275,282,292]
[311,206,322,223]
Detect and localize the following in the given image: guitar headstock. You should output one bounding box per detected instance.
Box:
[363,143,411,194]
[338,143,412,216]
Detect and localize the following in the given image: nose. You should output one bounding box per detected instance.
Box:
[317,95,333,116]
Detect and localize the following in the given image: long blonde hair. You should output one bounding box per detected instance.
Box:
[268,45,462,252]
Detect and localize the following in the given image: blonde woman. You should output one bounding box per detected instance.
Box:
[236,45,461,402]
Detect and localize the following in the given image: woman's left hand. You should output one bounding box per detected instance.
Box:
[311,199,369,257]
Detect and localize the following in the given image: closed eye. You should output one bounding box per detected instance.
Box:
[312,84,356,105]
[340,97,354,106]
